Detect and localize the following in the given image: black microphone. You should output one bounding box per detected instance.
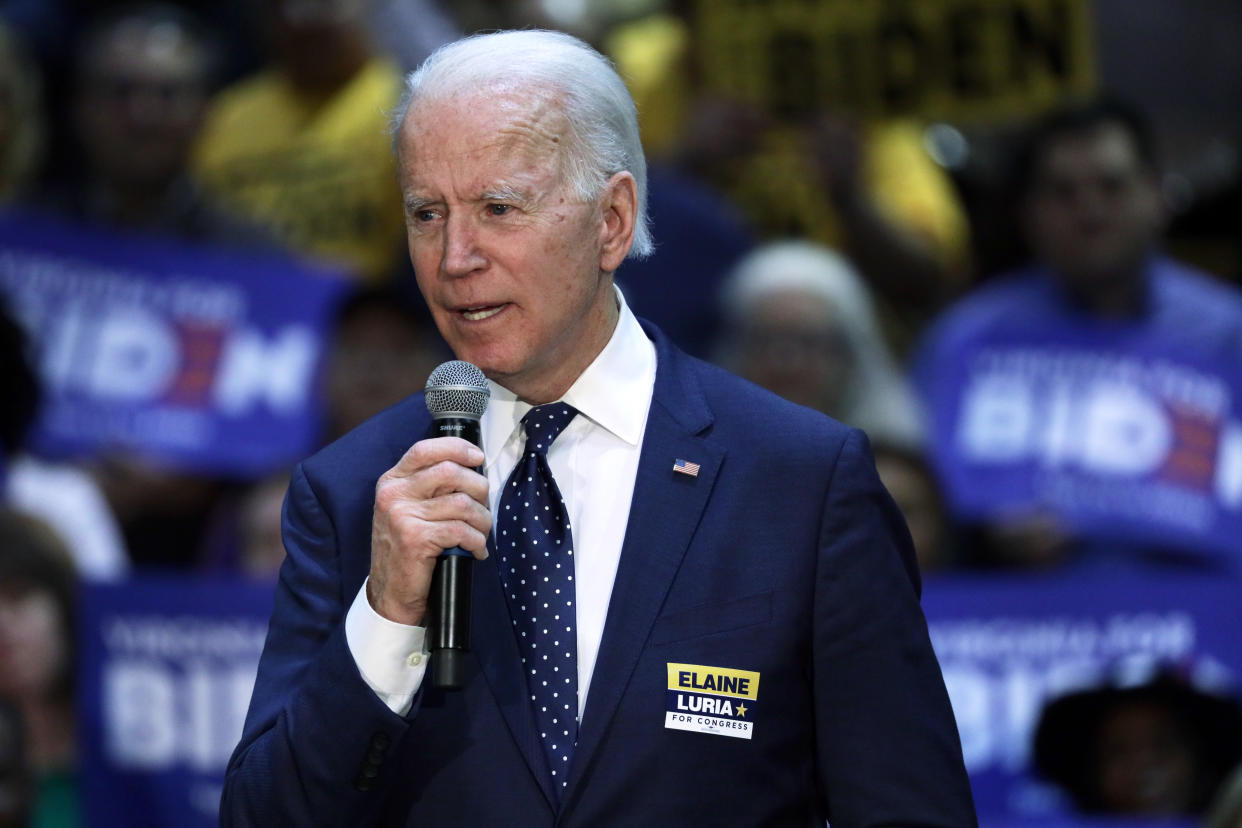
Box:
[424,360,490,689]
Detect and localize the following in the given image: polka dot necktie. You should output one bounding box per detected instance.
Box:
[496,402,579,796]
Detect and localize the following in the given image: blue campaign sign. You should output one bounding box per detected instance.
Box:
[75,574,1233,825]
[989,820,1192,828]
[922,572,1242,821]
[0,210,349,476]
[79,577,275,828]
[923,326,1242,560]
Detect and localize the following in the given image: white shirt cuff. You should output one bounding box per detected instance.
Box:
[344,577,429,716]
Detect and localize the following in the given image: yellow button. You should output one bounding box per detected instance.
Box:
[407,653,423,667]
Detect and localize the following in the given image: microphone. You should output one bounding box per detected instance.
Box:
[424,360,490,689]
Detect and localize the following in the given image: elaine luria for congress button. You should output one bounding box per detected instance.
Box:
[664,663,760,740]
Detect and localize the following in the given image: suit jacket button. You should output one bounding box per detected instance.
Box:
[371,732,390,749]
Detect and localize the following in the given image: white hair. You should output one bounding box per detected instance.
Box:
[720,240,924,449]
[391,29,653,259]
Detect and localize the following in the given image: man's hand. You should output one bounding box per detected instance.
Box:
[368,437,491,626]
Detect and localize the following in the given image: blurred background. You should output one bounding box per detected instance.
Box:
[1,0,1241,825]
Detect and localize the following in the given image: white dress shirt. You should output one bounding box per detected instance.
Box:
[345,290,656,717]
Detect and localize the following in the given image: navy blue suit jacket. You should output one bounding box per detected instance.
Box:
[222,323,976,827]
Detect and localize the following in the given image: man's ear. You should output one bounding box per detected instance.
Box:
[598,171,637,273]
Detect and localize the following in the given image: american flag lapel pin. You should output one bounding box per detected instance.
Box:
[673,458,700,478]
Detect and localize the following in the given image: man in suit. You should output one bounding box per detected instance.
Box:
[221,30,975,827]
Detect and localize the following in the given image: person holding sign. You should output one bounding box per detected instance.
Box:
[914,99,1242,569]
[223,30,974,827]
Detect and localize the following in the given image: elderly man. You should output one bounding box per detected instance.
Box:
[222,30,975,827]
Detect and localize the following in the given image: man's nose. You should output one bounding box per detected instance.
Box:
[442,214,487,276]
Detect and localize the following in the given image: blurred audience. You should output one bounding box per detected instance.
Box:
[40,4,268,246]
[1168,146,1242,286]
[364,0,457,72]
[234,469,291,579]
[323,286,443,442]
[614,164,754,359]
[0,299,37,491]
[0,698,31,828]
[717,241,923,446]
[20,5,293,570]
[1,301,127,581]
[91,454,227,570]
[914,98,1242,568]
[1,1,1241,821]
[606,5,971,322]
[0,19,43,204]
[0,508,80,828]
[193,0,406,282]
[1205,763,1242,828]
[1033,668,1242,819]
[870,442,953,573]
[714,241,948,568]
[808,113,972,315]
[203,287,443,576]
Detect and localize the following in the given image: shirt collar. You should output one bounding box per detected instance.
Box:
[481,288,654,466]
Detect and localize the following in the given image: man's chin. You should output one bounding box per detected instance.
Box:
[450,352,522,386]
[1057,250,1147,286]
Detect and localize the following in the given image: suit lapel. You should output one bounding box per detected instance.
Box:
[563,331,722,806]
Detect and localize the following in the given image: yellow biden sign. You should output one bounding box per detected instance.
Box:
[665,663,761,740]
[693,0,1095,123]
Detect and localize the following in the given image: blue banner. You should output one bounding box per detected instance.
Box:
[74,574,1233,825]
[923,327,1242,559]
[0,210,348,476]
[79,577,275,828]
[923,572,1242,821]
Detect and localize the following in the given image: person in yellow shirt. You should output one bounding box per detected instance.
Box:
[194,0,406,283]
[606,8,971,319]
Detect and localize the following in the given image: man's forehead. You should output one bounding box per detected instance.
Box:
[403,85,569,146]
[399,90,571,190]
[1040,124,1145,175]
[89,22,207,80]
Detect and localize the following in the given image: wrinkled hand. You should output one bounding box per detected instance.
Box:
[368,437,491,626]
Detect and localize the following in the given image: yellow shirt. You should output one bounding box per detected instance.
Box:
[193,58,405,282]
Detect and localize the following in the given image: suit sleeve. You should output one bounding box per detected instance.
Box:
[812,429,977,827]
[220,463,417,826]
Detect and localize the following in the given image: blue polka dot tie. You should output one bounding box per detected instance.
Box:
[496,402,579,796]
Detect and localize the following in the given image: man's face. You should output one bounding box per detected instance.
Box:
[0,585,65,699]
[1024,124,1164,288]
[732,290,850,417]
[269,0,368,90]
[1095,700,1197,815]
[397,89,632,402]
[76,22,208,190]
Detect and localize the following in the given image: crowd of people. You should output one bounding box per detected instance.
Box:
[1,1,1241,825]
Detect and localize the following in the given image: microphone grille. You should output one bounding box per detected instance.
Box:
[425,360,490,418]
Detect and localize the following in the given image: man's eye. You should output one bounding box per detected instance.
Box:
[488,204,511,216]
[415,210,437,222]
